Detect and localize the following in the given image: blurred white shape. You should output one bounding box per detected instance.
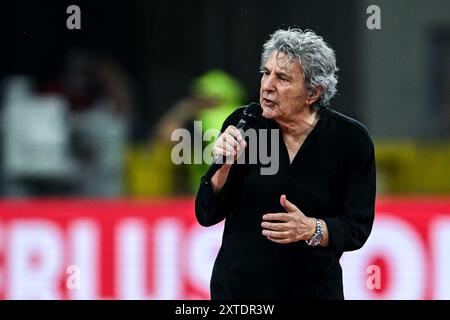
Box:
[116,219,147,299]
[67,220,99,299]
[187,223,223,295]
[116,218,182,299]
[431,217,450,299]
[0,224,3,293]
[153,219,182,299]
[2,94,77,180]
[1,75,34,105]
[8,221,63,299]
[69,98,127,196]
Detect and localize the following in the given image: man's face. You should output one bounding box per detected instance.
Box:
[259,51,309,121]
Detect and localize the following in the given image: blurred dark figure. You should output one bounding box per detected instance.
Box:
[56,50,132,196]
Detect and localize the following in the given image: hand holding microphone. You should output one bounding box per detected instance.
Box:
[206,102,262,192]
[211,102,261,167]
[212,125,247,166]
[209,126,246,193]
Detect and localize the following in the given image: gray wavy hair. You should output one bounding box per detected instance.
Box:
[261,28,338,106]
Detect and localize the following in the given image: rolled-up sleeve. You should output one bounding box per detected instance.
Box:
[323,130,376,256]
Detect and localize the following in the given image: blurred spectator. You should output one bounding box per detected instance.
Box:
[47,50,132,197]
[149,69,247,195]
[0,50,133,197]
[1,75,77,196]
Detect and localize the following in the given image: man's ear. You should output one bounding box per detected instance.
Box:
[306,86,323,106]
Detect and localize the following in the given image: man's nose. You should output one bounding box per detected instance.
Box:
[261,74,275,92]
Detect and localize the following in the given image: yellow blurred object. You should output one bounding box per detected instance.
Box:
[124,140,450,197]
[125,142,180,197]
[375,140,450,194]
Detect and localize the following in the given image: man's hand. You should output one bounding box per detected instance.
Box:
[261,194,317,244]
[212,125,247,165]
[210,125,247,193]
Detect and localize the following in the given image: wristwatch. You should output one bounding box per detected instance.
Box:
[306,218,323,247]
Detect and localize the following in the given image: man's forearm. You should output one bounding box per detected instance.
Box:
[210,164,232,194]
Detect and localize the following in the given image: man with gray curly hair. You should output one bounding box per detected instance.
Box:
[196,28,376,299]
[260,28,338,107]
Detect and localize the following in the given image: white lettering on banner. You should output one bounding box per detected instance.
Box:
[153,219,182,299]
[431,217,450,299]
[342,216,426,299]
[117,219,147,299]
[67,221,98,299]
[1,206,449,299]
[187,224,223,295]
[116,219,182,299]
[8,221,63,299]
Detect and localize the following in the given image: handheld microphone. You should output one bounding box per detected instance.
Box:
[204,102,262,181]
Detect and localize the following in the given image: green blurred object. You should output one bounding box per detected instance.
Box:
[189,70,247,193]
[192,69,246,106]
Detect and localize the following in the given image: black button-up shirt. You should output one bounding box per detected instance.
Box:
[195,104,376,299]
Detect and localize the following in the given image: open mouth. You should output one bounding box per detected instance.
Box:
[262,98,276,107]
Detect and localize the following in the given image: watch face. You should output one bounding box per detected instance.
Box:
[312,234,323,246]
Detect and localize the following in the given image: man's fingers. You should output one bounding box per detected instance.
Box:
[261,221,288,231]
[214,145,233,157]
[266,236,291,244]
[213,125,247,163]
[216,144,238,162]
[226,125,243,143]
[262,229,290,239]
[220,140,237,155]
[216,131,247,159]
[262,213,291,222]
[280,194,299,213]
[222,134,239,151]
[238,139,247,152]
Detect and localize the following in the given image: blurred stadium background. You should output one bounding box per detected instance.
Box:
[0,0,449,299]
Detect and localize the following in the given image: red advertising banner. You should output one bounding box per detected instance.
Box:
[0,197,449,300]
